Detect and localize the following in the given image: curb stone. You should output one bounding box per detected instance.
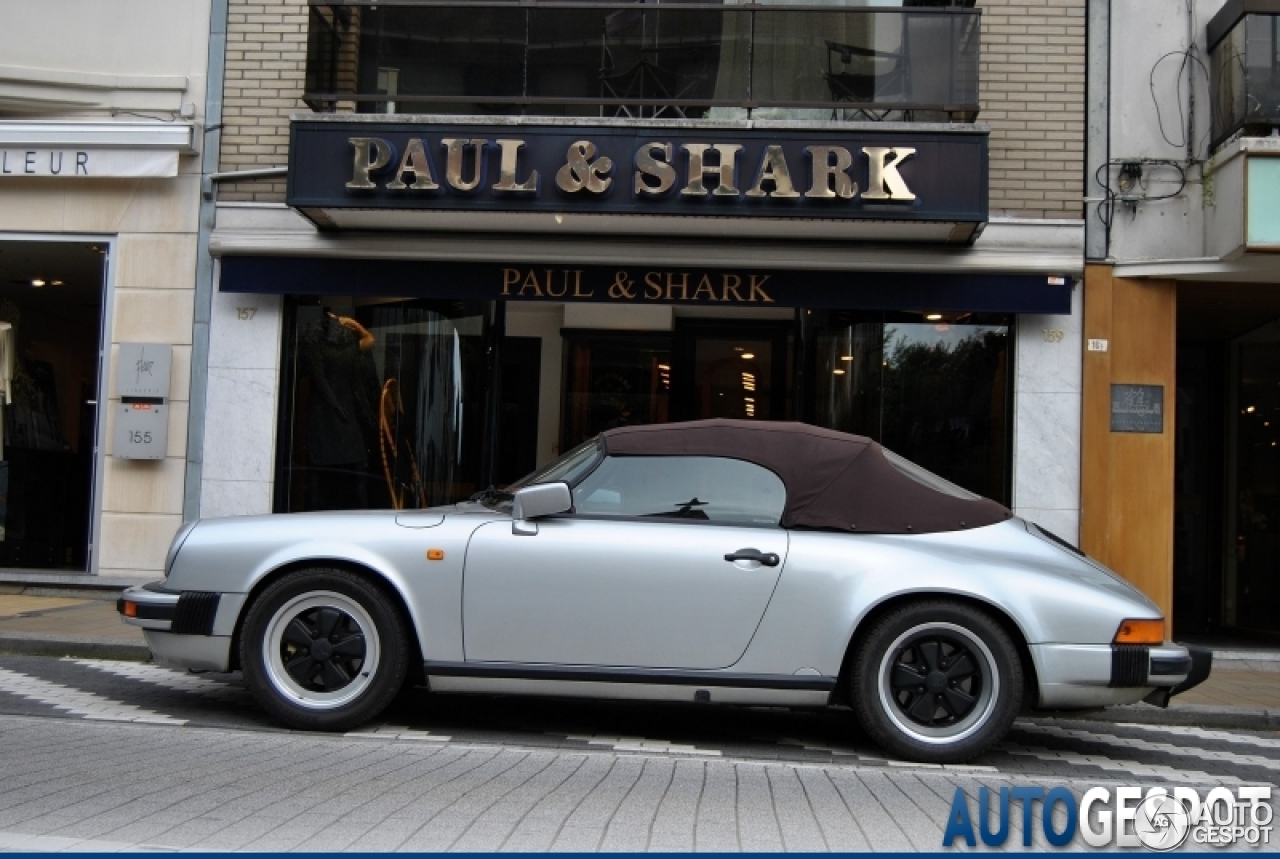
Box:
[1048,703,1280,731]
[0,632,150,662]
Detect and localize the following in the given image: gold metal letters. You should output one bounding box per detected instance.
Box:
[862,147,917,201]
[634,142,676,196]
[804,146,857,199]
[556,141,613,193]
[745,145,800,199]
[386,138,439,191]
[493,139,539,193]
[442,138,487,191]
[346,137,394,189]
[681,143,743,197]
[347,136,919,203]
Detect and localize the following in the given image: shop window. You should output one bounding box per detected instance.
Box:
[0,240,104,570]
[812,311,1011,504]
[561,331,672,451]
[277,298,491,511]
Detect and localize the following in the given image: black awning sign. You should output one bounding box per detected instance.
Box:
[288,121,988,225]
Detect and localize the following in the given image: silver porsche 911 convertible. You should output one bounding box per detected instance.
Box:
[118,420,1209,763]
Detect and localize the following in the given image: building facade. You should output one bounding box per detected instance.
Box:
[189,0,1090,583]
[2,0,1097,592]
[1084,0,1280,637]
[0,0,210,582]
[192,0,1089,574]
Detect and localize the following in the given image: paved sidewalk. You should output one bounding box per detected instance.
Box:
[3,591,1280,730]
[0,592,147,660]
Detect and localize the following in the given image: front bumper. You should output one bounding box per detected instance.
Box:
[1031,641,1211,709]
[117,583,221,635]
[118,582,243,672]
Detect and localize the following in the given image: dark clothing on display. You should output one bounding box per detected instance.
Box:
[300,317,379,467]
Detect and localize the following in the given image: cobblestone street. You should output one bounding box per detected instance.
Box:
[0,654,1274,851]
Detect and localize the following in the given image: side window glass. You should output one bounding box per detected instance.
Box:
[572,456,786,526]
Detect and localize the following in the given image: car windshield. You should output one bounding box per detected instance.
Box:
[504,437,602,494]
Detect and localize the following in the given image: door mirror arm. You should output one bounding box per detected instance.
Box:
[510,482,573,536]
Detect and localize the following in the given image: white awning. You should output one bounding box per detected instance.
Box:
[0,120,194,178]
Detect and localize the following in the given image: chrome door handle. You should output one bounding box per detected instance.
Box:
[724,548,780,567]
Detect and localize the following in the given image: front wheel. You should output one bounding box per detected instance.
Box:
[240,568,410,731]
[850,601,1022,763]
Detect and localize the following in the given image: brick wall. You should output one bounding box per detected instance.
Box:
[219,0,1087,219]
[978,0,1086,220]
[219,0,309,201]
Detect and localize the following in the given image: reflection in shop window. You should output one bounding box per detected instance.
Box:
[279,298,490,512]
[814,312,1011,504]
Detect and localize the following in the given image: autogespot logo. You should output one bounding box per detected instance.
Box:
[942,785,1273,849]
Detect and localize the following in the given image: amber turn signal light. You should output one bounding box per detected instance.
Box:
[426,549,445,561]
[121,601,138,618]
[1113,618,1164,645]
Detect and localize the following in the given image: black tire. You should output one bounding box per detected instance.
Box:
[240,567,411,731]
[850,600,1022,764]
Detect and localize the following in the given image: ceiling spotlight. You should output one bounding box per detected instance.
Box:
[741,352,755,360]
[51,280,63,286]
[1247,406,1257,413]
[925,313,943,322]
[658,364,670,370]
[30,279,45,287]
[841,355,853,362]
[833,368,846,375]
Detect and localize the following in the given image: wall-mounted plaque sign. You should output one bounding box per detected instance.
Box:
[1111,384,1164,434]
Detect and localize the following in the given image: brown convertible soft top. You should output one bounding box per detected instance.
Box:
[600,419,1011,535]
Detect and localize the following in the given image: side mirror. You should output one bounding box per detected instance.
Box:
[511,482,572,535]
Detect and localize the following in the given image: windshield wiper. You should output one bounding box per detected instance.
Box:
[469,487,515,505]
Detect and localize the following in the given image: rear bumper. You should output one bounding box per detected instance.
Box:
[1031,641,1203,709]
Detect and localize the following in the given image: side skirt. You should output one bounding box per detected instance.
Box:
[422,661,836,707]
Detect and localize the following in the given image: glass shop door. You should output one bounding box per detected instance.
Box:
[1224,320,1280,633]
[669,320,793,423]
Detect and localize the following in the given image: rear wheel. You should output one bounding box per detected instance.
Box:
[240,568,410,731]
[850,601,1022,763]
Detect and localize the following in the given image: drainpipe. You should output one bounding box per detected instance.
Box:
[182,0,233,523]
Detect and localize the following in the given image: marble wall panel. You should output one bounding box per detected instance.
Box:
[202,367,279,483]
[1016,285,1083,395]
[208,290,282,370]
[201,479,272,519]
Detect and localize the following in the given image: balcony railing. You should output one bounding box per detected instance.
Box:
[305,1,980,122]
[1210,1,1280,148]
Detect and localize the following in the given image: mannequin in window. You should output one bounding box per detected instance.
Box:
[299,310,379,510]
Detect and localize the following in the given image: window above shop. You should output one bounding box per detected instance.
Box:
[1210,1,1280,149]
[305,0,979,122]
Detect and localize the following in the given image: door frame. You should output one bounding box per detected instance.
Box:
[0,232,114,575]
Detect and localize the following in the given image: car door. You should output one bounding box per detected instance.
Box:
[462,454,789,670]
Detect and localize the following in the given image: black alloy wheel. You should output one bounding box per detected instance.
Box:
[850,600,1022,764]
[240,567,411,731]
